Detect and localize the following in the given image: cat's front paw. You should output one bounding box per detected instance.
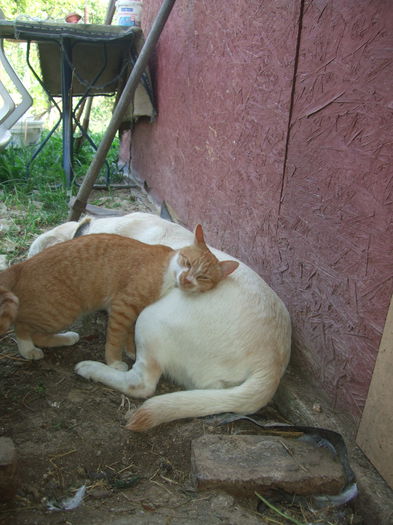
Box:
[75,360,103,381]
[109,360,128,371]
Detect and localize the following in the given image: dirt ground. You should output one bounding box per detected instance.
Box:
[0,188,361,525]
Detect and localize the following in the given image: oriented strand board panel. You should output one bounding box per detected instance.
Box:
[132,0,301,266]
[131,0,393,424]
[271,0,393,423]
[357,296,393,489]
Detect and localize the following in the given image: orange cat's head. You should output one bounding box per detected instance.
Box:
[174,225,239,293]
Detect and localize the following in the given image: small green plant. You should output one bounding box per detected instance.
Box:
[35,382,47,396]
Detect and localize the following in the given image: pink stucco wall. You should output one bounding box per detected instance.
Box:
[130,0,393,426]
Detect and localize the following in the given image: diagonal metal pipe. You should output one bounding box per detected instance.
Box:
[69,0,177,221]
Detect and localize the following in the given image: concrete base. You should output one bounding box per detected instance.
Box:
[191,434,345,496]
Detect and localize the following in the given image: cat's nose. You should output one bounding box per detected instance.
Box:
[180,273,195,288]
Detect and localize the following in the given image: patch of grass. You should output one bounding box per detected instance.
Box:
[1,190,68,262]
[0,131,121,185]
[0,131,122,262]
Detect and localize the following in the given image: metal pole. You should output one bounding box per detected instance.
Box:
[105,0,116,24]
[68,0,177,221]
[62,38,74,188]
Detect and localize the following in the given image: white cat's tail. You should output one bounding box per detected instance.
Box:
[0,286,19,334]
[126,371,280,432]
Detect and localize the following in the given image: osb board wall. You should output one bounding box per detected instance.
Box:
[279,0,393,422]
[133,0,301,262]
[131,0,393,424]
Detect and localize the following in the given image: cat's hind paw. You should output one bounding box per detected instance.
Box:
[61,331,80,346]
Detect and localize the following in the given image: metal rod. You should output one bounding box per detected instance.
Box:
[68,0,177,220]
[62,38,74,188]
[105,0,116,25]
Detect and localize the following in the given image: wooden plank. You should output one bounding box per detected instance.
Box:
[357,295,393,489]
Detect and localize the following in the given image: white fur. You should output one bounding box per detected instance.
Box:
[30,212,291,430]
[159,252,184,292]
[28,222,81,257]
[17,339,44,360]
[17,331,80,360]
[60,331,80,345]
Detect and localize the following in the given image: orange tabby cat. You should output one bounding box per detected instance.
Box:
[0,226,238,369]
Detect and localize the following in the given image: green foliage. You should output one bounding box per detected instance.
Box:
[0,1,122,260]
[1,0,108,24]
[1,0,113,122]
[0,131,121,184]
[0,131,122,261]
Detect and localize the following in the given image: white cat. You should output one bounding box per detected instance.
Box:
[29,212,291,431]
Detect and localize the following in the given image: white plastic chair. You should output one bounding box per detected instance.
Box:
[0,79,14,121]
[0,81,14,149]
[0,9,33,149]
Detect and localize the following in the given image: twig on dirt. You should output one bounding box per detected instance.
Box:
[117,462,135,474]
[118,394,132,412]
[50,449,77,460]
[149,468,160,481]
[0,330,14,342]
[160,474,178,485]
[150,479,173,495]
[256,492,308,525]
[106,460,121,470]
[120,491,131,501]
[298,501,310,524]
[87,480,108,490]
[0,353,28,362]
[49,449,78,469]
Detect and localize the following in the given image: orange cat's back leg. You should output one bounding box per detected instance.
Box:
[15,325,80,360]
[15,323,44,360]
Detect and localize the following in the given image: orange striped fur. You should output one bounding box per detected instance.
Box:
[0,229,238,368]
[0,286,19,333]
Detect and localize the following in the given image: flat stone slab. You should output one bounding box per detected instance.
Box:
[191,434,345,496]
[0,437,18,501]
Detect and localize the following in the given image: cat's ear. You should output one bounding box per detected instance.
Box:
[219,260,239,279]
[194,224,206,246]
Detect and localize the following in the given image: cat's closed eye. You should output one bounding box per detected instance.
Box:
[197,275,209,282]
[179,254,191,268]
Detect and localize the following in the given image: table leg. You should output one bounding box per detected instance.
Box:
[61,38,73,188]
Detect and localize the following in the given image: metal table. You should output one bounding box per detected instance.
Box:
[0,19,154,186]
